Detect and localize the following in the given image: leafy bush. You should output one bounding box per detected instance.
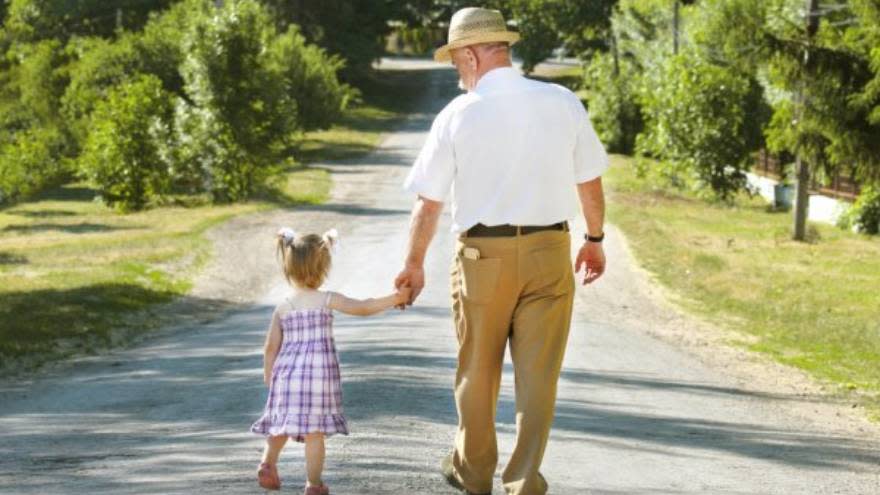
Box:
[15,39,69,125]
[0,39,74,204]
[62,2,199,143]
[584,51,643,154]
[5,0,174,42]
[636,52,769,201]
[265,24,354,131]
[173,0,297,202]
[61,36,143,143]
[78,75,174,211]
[0,126,70,204]
[839,185,880,235]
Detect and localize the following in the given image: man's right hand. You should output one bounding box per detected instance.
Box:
[394,264,425,307]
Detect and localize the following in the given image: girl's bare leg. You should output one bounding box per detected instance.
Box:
[304,433,325,486]
[262,435,288,465]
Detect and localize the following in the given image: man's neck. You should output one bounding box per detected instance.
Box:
[474,61,513,86]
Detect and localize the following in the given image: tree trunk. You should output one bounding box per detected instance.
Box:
[611,30,620,76]
[792,154,810,240]
[672,1,680,55]
[792,0,820,241]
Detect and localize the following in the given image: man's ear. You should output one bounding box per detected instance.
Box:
[466,47,478,70]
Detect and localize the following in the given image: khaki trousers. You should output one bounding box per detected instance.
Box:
[449,229,575,495]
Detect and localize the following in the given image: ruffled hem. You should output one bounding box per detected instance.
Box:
[250,413,349,443]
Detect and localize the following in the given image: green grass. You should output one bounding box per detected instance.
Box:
[0,68,430,370]
[605,155,880,418]
[0,168,327,364]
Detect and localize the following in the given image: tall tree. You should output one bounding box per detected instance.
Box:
[4,0,175,41]
[694,0,880,240]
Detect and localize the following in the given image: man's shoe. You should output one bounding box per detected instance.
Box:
[440,454,491,495]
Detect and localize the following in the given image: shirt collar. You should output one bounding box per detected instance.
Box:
[473,67,522,95]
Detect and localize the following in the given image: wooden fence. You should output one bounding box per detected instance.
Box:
[755,150,861,202]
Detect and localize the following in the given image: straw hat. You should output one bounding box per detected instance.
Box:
[434,7,520,63]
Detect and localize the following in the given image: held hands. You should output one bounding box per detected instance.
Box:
[394,264,425,309]
[575,241,606,285]
[394,286,413,308]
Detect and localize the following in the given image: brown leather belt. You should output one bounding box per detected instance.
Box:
[462,221,569,238]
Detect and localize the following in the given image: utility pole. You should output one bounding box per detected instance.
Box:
[673,0,680,54]
[116,7,123,31]
[792,0,820,241]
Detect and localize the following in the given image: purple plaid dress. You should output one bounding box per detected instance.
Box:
[251,297,349,443]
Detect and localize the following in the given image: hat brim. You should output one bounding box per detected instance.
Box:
[434,32,520,63]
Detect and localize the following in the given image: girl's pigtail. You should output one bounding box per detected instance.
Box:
[276,227,297,277]
[322,228,339,254]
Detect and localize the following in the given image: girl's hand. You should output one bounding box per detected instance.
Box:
[263,373,271,386]
[395,286,413,307]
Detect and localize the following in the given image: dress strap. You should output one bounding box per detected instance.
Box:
[323,291,333,309]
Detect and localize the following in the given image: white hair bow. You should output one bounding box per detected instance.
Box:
[323,228,339,254]
[278,227,296,246]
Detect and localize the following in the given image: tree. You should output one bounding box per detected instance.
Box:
[79,75,174,211]
[637,51,768,200]
[695,0,880,240]
[174,0,297,202]
[260,0,401,79]
[0,39,75,204]
[265,24,354,131]
[5,0,175,42]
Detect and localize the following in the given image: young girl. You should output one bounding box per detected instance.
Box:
[250,227,411,494]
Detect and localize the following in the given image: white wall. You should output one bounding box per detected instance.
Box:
[745,172,851,225]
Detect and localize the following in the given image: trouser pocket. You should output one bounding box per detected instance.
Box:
[458,256,502,304]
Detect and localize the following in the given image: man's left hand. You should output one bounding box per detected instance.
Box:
[574,241,605,285]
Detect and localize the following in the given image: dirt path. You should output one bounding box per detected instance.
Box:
[1,58,879,495]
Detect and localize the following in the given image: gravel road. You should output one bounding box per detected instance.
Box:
[1,58,878,495]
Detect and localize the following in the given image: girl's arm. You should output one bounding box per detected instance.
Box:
[327,288,411,317]
[262,308,283,385]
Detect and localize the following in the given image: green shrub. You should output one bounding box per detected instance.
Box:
[0,39,75,204]
[61,36,143,143]
[15,39,69,125]
[61,2,199,143]
[265,24,354,131]
[173,0,297,202]
[78,75,174,211]
[5,0,174,42]
[637,52,769,201]
[584,51,643,154]
[0,125,70,204]
[839,185,880,235]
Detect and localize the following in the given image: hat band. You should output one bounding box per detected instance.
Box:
[449,20,509,40]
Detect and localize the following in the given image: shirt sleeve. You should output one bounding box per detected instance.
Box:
[403,106,455,202]
[571,95,610,183]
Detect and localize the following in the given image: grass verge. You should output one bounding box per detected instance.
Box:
[605,155,880,419]
[0,67,429,370]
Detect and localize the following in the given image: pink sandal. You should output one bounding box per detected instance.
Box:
[304,483,330,495]
[257,462,281,490]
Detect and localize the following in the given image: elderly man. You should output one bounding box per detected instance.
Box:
[394,7,609,495]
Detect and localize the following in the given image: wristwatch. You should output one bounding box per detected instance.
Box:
[585,232,605,243]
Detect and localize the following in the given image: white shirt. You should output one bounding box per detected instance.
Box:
[403,66,609,233]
